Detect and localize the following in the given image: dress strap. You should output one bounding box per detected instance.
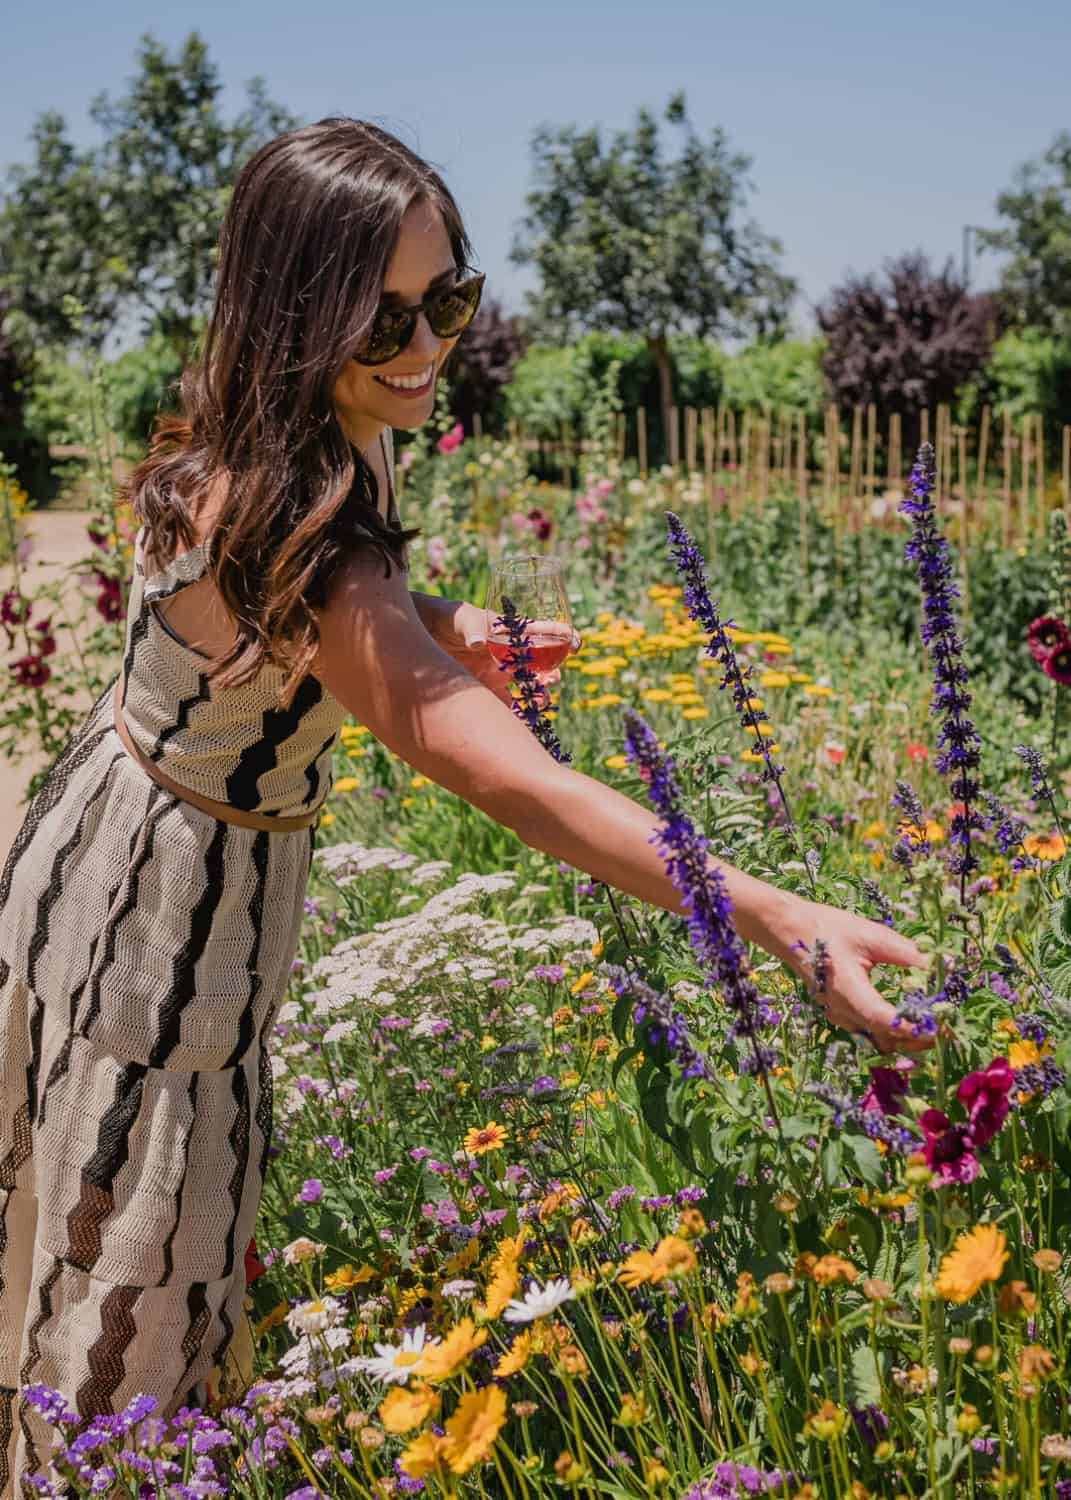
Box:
[135,526,209,602]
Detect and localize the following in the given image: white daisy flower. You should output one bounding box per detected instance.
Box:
[347,1325,440,1386]
[503,1277,576,1324]
[286,1296,343,1337]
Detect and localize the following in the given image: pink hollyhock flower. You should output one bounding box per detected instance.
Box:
[919,1108,980,1185]
[1027,615,1070,664]
[956,1057,1013,1147]
[594,478,614,498]
[400,447,416,470]
[576,493,608,524]
[15,536,34,565]
[426,536,447,580]
[436,422,464,455]
[860,1061,913,1116]
[510,512,531,532]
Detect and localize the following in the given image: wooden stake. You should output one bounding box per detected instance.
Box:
[849,405,863,527]
[739,411,751,510]
[685,405,697,475]
[726,408,738,516]
[1020,414,1031,545]
[669,404,680,474]
[1036,413,1045,538]
[976,404,991,512]
[1002,409,1012,550]
[472,410,483,442]
[702,406,716,561]
[889,412,902,492]
[921,408,930,450]
[797,409,809,578]
[637,406,647,480]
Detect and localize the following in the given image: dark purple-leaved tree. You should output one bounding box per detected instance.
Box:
[816,252,1001,429]
[445,295,528,437]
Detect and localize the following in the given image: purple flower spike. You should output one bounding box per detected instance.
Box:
[491,594,571,764]
[898,444,984,903]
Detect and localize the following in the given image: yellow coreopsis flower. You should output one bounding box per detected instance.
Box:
[418,1318,488,1383]
[934,1223,1009,1303]
[653,1235,698,1279]
[619,1249,663,1289]
[442,1384,508,1475]
[399,1430,450,1479]
[484,1263,519,1319]
[380,1382,441,1435]
[494,1329,531,1376]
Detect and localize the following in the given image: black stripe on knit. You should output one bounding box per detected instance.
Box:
[26,751,126,996]
[148,818,229,1069]
[220,1064,251,1281]
[223,831,270,1070]
[0,721,114,914]
[158,1072,200,1286]
[223,674,324,811]
[149,672,213,763]
[75,784,170,1042]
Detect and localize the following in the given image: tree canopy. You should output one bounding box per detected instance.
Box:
[977,130,1071,339]
[0,31,297,363]
[508,91,796,437]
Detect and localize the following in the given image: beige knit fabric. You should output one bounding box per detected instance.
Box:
[0,432,397,1493]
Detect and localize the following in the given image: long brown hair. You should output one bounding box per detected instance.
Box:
[120,117,476,708]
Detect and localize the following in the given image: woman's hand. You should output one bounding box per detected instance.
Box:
[412,594,581,707]
[745,891,934,1055]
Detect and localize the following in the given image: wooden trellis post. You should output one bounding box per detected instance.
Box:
[669,404,680,474]
[1020,414,1031,544]
[1036,413,1046,539]
[888,412,902,491]
[1002,409,1013,549]
[636,406,647,480]
[684,405,697,475]
[797,409,809,578]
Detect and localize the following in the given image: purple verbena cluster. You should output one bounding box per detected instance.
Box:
[898,444,984,901]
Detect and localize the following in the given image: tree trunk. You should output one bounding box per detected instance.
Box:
[646,332,675,467]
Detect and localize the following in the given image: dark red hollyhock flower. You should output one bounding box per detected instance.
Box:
[245,1238,267,1284]
[13,653,51,689]
[87,525,110,549]
[1028,615,1070,664]
[1,588,31,629]
[859,1062,913,1116]
[919,1108,980,1184]
[956,1056,1013,1148]
[32,619,57,657]
[527,507,553,542]
[1043,642,1071,686]
[96,580,124,623]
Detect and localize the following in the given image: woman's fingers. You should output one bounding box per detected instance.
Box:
[857,919,929,972]
[827,969,934,1056]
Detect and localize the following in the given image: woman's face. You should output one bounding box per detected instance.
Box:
[333,197,462,449]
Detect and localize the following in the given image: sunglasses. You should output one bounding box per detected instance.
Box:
[353,271,486,366]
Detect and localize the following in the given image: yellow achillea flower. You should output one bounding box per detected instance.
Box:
[934,1223,1009,1303]
[604,754,629,770]
[803,684,834,697]
[399,1431,450,1479]
[759,671,791,687]
[380,1382,441,1435]
[494,1330,531,1376]
[463,1121,508,1155]
[418,1318,488,1383]
[642,688,673,702]
[333,776,361,793]
[682,707,708,719]
[741,746,781,762]
[442,1384,508,1474]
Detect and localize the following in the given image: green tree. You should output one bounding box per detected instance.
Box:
[508,90,795,449]
[0,31,297,364]
[976,130,1071,337]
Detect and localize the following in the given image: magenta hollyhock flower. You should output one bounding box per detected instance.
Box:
[1027,615,1070,664]
[1043,642,1071,687]
[956,1056,1014,1147]
[436,422,464,454]
[919,1109,980,1184]
[859,1061,914,1116]
[13,654,50,689]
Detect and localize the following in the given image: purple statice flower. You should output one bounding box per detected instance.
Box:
[680,1463,801,1499]
[608,967,710,1080]
[676,1185,705,1205]
[606,1184,636,1211]
[529,1076,560,1097]
[297,1179,323,1204]
[861,878,894,927]
[530,963,566,984]
[622,709,771,1071]
[491,594,571,764]
[898,444,984,902]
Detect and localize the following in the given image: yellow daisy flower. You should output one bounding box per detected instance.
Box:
[418,1318,488,1383]
[380,1383,441,1435]
[442,1385,508,1475]
[463,1121,508,1156]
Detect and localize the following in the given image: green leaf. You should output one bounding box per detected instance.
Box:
[820,1137,844,1187]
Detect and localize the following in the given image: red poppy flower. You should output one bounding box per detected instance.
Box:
[906,742,928,764]
[1028,615,1071,664]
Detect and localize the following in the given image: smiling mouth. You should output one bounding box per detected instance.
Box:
[374,363,435,396]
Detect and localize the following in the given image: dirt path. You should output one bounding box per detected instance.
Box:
[1,508,101,867]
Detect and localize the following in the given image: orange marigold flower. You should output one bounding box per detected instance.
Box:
[934,1223,1009,1303]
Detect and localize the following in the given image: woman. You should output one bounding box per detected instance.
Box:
[0,117,928,1491]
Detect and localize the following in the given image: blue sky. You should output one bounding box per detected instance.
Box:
[3,0,1068,350]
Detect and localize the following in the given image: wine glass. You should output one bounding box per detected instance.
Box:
[484,554,574,676]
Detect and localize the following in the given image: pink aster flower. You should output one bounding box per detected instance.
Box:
[956,1056,1013,1148]
[436,422,465,455]
[919,1109,979,1185]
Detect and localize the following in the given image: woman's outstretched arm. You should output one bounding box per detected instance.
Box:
[312,547,931,1055]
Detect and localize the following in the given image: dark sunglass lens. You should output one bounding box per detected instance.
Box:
[427,279,482,337]
[361,309,412,364]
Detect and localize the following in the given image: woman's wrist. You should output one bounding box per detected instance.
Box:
[706,855,806,967]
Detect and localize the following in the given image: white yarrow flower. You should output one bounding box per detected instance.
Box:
[503,1277,576,1324]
